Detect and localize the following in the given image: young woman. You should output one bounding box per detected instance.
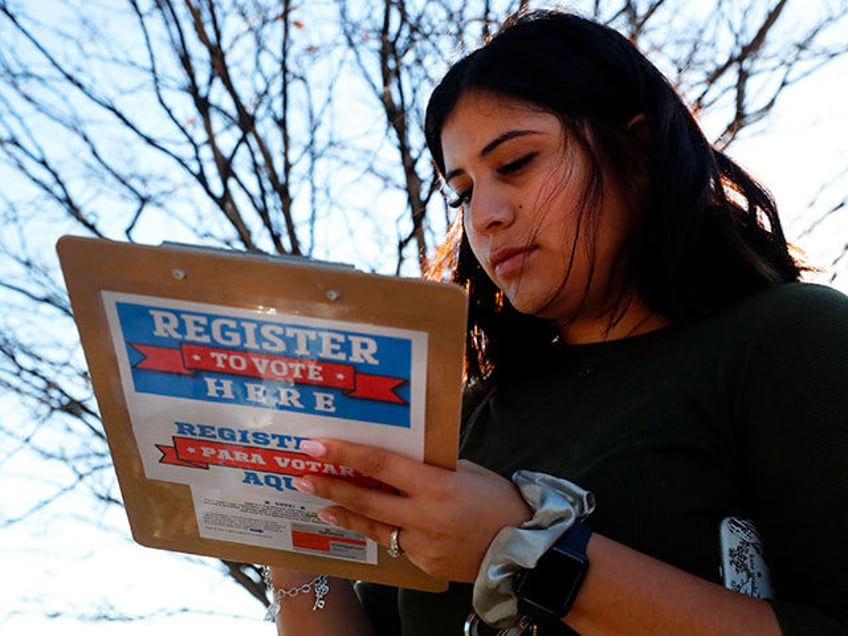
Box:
[266,10,848,635]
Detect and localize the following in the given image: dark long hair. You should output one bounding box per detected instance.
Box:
[424,9,803,386]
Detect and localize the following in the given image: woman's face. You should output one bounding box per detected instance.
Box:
[440,90,637,341]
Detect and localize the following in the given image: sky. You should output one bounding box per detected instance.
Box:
[1,3,847,636]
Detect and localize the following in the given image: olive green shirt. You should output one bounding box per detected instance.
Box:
[358,283,848,635]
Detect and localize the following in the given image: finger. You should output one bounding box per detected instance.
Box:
[319,505,406,554]
[299,438,450,494]
[297,472,416,528]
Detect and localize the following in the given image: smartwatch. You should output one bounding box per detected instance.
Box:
[513,520,591,625]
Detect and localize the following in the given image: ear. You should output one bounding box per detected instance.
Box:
[621,114,651,199]
[625,113,649,146]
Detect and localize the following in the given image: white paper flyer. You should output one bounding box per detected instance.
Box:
[102,291,428,564]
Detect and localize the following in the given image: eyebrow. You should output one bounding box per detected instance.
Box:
[444,129,540,182]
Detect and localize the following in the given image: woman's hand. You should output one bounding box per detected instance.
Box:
[292,439,532,582]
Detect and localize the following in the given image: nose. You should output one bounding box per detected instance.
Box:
[465,182,515,236]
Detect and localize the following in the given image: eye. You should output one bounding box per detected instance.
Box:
[497,153,536,175]
[447,189,472,209]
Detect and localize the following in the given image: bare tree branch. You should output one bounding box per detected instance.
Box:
[0,0,846,626]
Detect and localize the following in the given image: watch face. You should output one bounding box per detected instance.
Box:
[517,547,588,617]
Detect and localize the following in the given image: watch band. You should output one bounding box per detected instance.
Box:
[554,519,592,556]
[514,520,592,625]
[472,470,595,629]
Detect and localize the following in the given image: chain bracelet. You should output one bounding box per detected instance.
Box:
[262,566,330,621]
[464,612,538,636]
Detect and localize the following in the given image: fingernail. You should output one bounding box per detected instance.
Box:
[300,440,327,457]
[292,478,315,493]
[318,509,338,525]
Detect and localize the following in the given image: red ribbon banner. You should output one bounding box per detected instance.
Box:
[157,437,382,488]
[132,343,406,404]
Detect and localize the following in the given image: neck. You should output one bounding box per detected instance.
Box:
[556,296,672,345]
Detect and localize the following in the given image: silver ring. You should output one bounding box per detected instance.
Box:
[388,526,404,558]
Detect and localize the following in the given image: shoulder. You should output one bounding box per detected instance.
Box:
[730,281,848,323]
[725,282,848,375]
[715,282,848,353]
[729,283,848,445]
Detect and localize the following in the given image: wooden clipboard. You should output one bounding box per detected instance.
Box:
[57,236,467,592]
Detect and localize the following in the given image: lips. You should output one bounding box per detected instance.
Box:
[490,245,536,278]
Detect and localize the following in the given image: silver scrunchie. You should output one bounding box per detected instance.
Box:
[471,470,596,629]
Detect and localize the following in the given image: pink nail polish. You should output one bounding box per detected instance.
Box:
[300,439,327,457]
[318,510,338,525]
[292,477,315,493]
